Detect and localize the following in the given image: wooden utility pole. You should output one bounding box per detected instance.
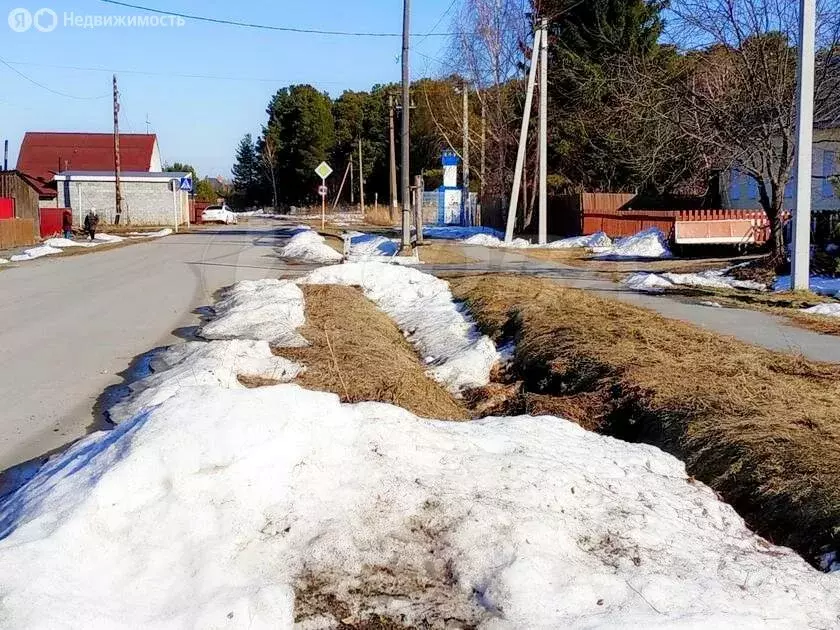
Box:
[332,161,351,210]
[462,84,470,223]
[480,101,486,198]
[414,174,424,244]
[538,18,548,245]
[388,93,399,222]
[113,74,123,225]
[399,0,412,253]
[350,159,355,205]
[358,137,365,214]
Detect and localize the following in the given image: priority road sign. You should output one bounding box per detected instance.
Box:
[315,161,333,180]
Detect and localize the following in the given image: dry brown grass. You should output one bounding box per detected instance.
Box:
[450,274,840,565]
[416,241,479,265]
[276,284,467,420]
[363,205,396,227]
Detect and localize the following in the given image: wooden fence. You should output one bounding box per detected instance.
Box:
[0,218,36,248]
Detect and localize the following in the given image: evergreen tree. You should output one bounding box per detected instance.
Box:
[231,134,261,207]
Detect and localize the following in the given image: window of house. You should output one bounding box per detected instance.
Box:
[822,150,836,198]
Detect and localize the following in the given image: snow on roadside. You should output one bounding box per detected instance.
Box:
[424,226,504,240]
[801,302,840,318]
[624,269,766,293]
[94,233,125,243]
[1,383,839,629]
[343,231,422,265]
[44,237,98,249]
[125,228,173,238]
[462,233,532,248]
[774,275,840,297]
[199,279,308,347]
[279,230,343,264]
[595,227,673,259]
[545,231,612,249]
[0,258,8,265]
[108,339,304,424]
[301,262,498,392]
[9,245,63,262]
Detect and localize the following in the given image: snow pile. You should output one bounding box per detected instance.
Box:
[625,269,765,293]
[596,227,673,259]
[424,226,504,240]
[302,262,499,392]
[774,275,840,297]
[545,231,612,250]
[94,233,125,243]
[126,228,173,238]
[801,302,840,318]
[199,279,308,347]
[624,272,675,293]
[2,384,839,629]
[279,230,342,264]
[9,245,63,262]
[462,233,532,248]
[345,232,400,257]
[109,339,304,424]
[44,237,97,248]
[0,258,8,265]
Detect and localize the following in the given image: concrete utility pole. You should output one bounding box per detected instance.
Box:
[350,159,355,205]
[505,26,542,243]
[358,137,365,214]
[480,101,486,198]
[400,0,412,253]
[462,83,470,223]
[792,0,816,290]
[538,17,548,245]
[113,74,124,225]
[414,174,424,244]
[389,93,399,221]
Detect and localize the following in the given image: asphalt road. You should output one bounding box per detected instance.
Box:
[0,220,306,476]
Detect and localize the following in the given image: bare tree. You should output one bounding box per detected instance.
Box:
[261,132,279,211]
[657,0,840,253]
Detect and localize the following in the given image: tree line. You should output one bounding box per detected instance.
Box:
[231,0,840,252]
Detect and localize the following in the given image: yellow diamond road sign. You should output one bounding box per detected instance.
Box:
[314,161,333,179]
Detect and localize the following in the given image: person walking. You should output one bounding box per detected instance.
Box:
[62,209,73,240]
[83,209,99,241]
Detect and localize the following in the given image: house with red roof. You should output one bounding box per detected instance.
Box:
[15,132,189,227]
[16,132,162,208]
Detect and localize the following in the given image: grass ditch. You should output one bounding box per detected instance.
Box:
[449,274,840,568]
[276,284,468,420]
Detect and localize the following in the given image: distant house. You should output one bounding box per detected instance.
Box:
[721,127,840,214]
[16,132,162,209]
[15,132,189,226]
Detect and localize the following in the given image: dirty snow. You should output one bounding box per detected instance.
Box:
[199,279,308,347]
[125,228,173,238]
[801,302,840,317]
[44,237,98,248]
[301,262,498,392]
[9,245,63,262]
[94,233,125,243]
[545,231,613,249]
[279,230,343,264]
[108,339,304,424]
[462,234,532,248]
[624,269,765,293]
[1,382,839,629]
[424,226,504,240]
[596,227,673,259]
[345,232,400,257]
[0,258,8,265]
[774,275,840,297]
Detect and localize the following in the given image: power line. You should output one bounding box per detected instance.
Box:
[0,55,110,100]
[99,0,460,37]
[414,0,460,46]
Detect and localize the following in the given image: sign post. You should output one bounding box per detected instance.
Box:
[179,175,193,229]
[314,161,333,230]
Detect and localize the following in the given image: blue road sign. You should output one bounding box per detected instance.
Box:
[179,176,193,192]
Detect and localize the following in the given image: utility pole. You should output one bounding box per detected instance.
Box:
[350,159,355,205]
[462,83,470,224]
[414,174,424,244]
[145,113,151,134]
[792,0,816,290]
[358,138,365,214]
[538,17,548,245]
[113,74,123,225]
[389,93,399,222]
[505,25,542,243]
[399,0,412,253]
[480,101,486,199]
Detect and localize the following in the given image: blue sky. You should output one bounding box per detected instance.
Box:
[1,0,454,177]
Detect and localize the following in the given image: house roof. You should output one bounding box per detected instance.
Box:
[16,132,158,197]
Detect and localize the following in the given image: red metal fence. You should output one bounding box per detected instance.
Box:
[0,197,14,220]
[39,208,65,238]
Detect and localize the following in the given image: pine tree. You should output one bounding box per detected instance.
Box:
[231,134,261,207]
